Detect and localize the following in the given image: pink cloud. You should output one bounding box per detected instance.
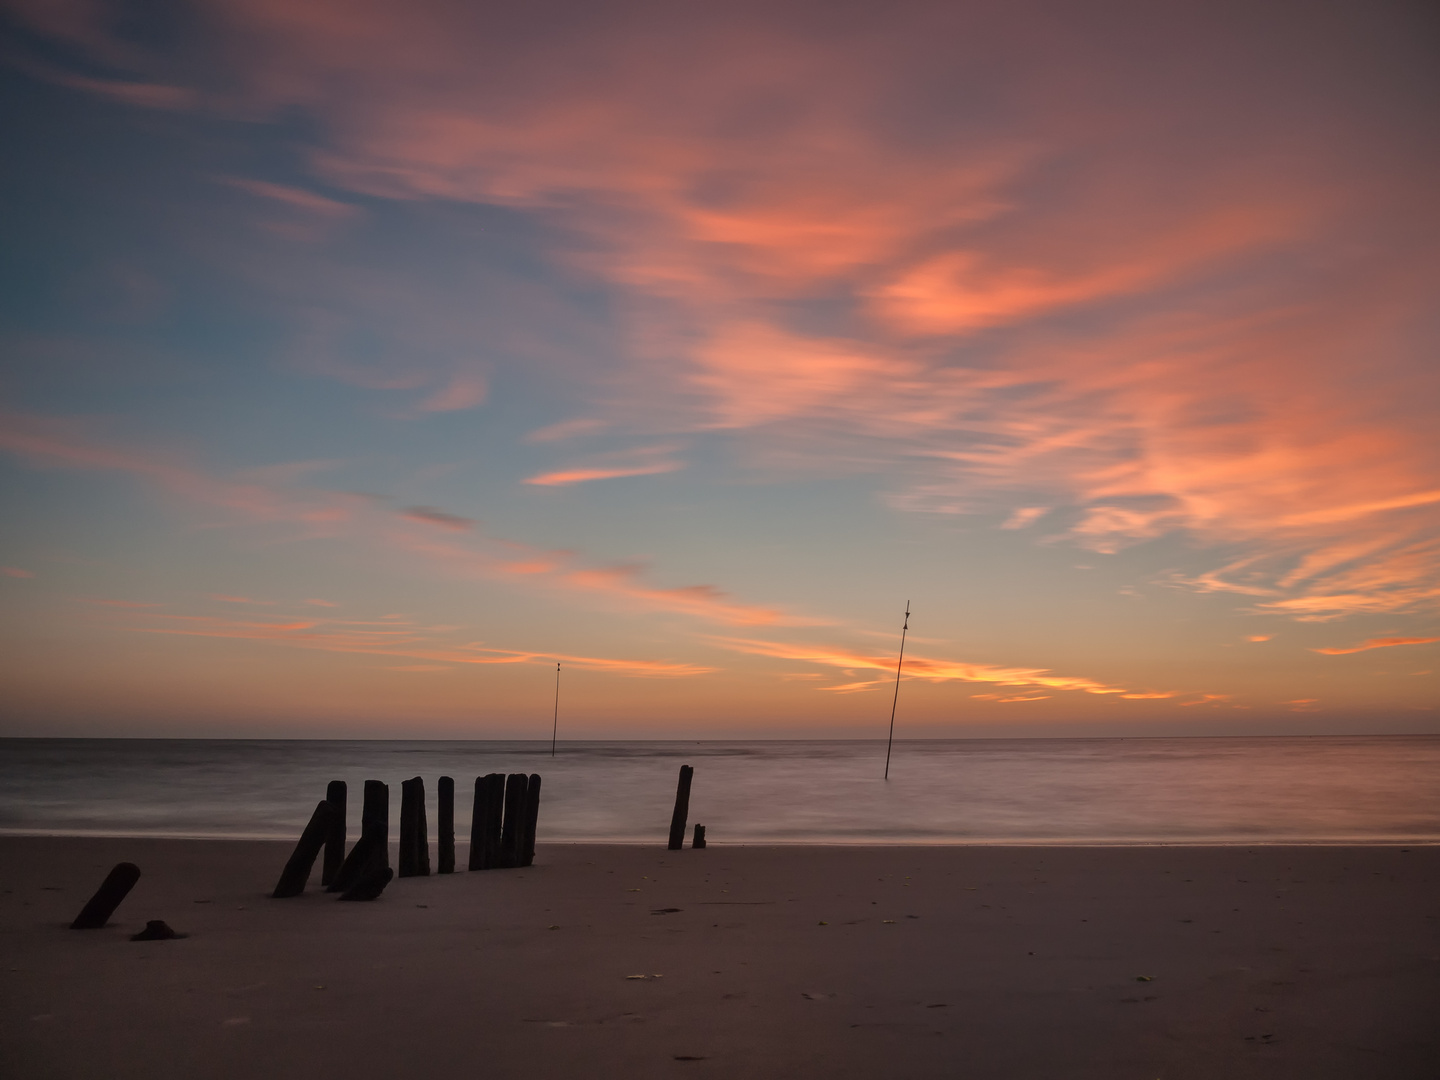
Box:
[15,0,1440,630]
[417,373,487,413]
[2,567,33,579]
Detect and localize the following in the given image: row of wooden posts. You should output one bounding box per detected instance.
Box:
[72,765,700,928]
[273,772,543,900]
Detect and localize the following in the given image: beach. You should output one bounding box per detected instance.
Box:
[2,838,1436,1078]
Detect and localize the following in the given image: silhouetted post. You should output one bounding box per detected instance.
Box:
[692,824,706,848]
[328,823,386,893]
[399,777,430,877]
[520,774,542,867]
[499,773,528,868]
[71,862,141,929]
[272,800,339,898]
[361,779,389,868]
[438,776,455,874]
[321,780,346,887]
[667,765,693,851]
[469,773,503,870]
[338,864,393,901]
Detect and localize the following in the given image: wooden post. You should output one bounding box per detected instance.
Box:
[338,864,393,901]
[469,773,503,870]
[71,862,141,929]
[520,774,542,867]
[667,765,693,850]
[399,778,416,877]
[438,776,455,874]
[399,777,429,877]
[272,800,339,898]
[361,779,389,869]
[499,772,528,869]
[321,780,346,887]
[692,824,706,848]
[468,775,485,871]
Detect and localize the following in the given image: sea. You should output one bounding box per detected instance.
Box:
[1,736,1437,845]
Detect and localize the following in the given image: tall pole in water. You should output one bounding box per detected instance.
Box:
[550,662,561,757]
[884,602,910,780]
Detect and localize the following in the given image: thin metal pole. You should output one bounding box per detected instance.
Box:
[883,602,910,780]
[550,662,560,757]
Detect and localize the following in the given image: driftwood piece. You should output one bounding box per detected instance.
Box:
[321,780,346,887]
[692,824,706,848]
[499,773,528,869]
[399,776,430,878]
[520,774,542,867]
[272,800,339,898]
[667,765,694,851]
[71,862,141,929]
[438,776,455,874]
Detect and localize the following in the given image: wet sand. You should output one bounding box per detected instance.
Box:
[1,838,1436,1079]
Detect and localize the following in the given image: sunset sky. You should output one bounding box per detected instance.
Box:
[1,0,1437,738]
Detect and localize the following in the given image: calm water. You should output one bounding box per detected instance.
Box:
[1,737,1437,844]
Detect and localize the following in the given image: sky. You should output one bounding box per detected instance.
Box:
[0,0,1437,739]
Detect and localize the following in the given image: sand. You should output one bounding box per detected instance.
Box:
[1,837,1436,1079]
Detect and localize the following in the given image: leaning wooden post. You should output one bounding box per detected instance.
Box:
[328,823,385,893]
[692,824,706,848]
[399,777,429,877]
[438,776,455,874]
[321,780,346,887]
[273,800,338,898]
[499,773,528,869]
[667,765,693,850]
[520,774,542,867]
[71,862,141,929]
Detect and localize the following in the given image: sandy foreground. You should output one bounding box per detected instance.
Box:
[1,838,1436,1079]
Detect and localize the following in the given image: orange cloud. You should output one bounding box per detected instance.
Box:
[711,635,1139,697]
[524,444,686,487]
[524,461,683,487]
[1312,636,1440,656]
[127,610,710,677]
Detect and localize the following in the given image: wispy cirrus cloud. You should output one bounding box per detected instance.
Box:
[524,444,686,487]
[400,505,475,531]
[0,408,358,531]
[124,610,709,677]
[1312,636,1440,656]
[709,635,1144,698]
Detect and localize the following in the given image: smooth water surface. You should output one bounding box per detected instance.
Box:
[1,737,1437,844]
